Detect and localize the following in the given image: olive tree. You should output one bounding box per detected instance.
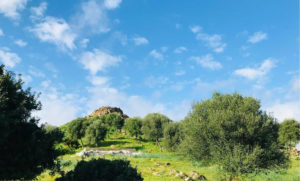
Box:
[180,92,288,178]
[85,120,107,146]
[124,117,143,139]
[0,65,58,180]
[67,117,90,147]
[278,119,300,149]
[163,122,183,152]
[142,113,171,151]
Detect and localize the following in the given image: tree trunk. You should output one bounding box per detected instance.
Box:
[156,138,162,152]
[80,139,84,148]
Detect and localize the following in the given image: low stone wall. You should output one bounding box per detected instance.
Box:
[76,148,143,157]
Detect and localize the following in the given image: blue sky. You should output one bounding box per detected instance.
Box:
[0,0,299,126]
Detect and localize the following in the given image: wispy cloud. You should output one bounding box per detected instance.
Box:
[14,39,27,47]
[0,29,3,36]
[0,0,28,19]
[104,0,122,9]
[0,48,21,67]
[174,46,187,54]
[30,16,77,50]
[191,54,222,70]
[234,58,275,80]
[248,31,267,44]
[30,2,47,20]
[150,49,164,60]
[190,25,226,53]
[133,36,149,46]
[79,49,122,75]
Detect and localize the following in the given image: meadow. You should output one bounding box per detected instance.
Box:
[37,136,300,181]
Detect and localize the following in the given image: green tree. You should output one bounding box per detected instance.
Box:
[142,113,171,151]
[107,113,124,131]
[67,117,90,147]
[85,120,107,146]
[278,119,300,149]
[56,158,143,181]
[163,122,183,152]
[44,124,64,143]
[0,65,58,180]
[124,117,143,139]
[180,92,288,178]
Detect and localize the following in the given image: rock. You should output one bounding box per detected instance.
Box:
[198,175,207,180]
[184,176,192,181]
[88,106,129,120]
[153,172,160,176]
[154,162,161,166]
[179,171,188,178]
[169,169,179,176]
[165,162,171,166]
[188,171,207,180]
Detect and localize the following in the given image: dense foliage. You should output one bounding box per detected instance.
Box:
[67,117,90,147]
[0,65,58,180]
[142,113,171,150]
[163,122,183,152]
[180,92,288,177]
[278,119,300,149]
[85,119,107,146]
[106,113,124,131]
[124,117,143,138]
[56,158,143,181]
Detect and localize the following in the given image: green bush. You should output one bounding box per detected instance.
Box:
[180,92,288,177]
[278,119,300,149]
[85,120,107,146]
[56,158,143,181]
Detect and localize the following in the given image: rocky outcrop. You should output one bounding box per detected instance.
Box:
[88,106,129,119]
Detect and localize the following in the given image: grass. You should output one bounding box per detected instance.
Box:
[37,136,300,181]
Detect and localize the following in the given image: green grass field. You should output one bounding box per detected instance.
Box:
[37,136,300,181]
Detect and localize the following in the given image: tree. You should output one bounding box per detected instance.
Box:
[0,65,58,180]
[278,119,300,149]
[106,113,124,131]
[56,158,143,181]
[124,117,143,139]
[180,92,288,177]
[142,113,171,151]
[44,124,64,143]
[67,117,90,147]
[85,120,107,146]
[163,122,183,152]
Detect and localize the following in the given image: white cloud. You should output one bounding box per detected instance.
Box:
[248,31,267,44]
[28,65,45,78]
[79,49,122,75]
[80,38,89,48]
[30,16,77,50]
[191,25,226,53]
[234,58,275,80]
[73,0,110,34]
[133,36,149,46]
[267,101,300,122]
[190,25,201,33]
[174,46,187,54]
[30,2,47,20]
[14,39,27,47]
[34,82,81,126]
[21,74,32,84]
[104,0,122,9]
[0,29,3,36]
[291,77,300,92]
[150,49,163,60]
[191,54,222,70]
[0,0,28,19]
[89,75,110,86]
[0,48,21,67]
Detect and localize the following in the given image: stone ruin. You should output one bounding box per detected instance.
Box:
[88,106,129,120]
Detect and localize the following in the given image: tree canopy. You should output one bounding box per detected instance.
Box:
[124,117,143,138]
[180,92,288,177]
[278,119,300,149]
[0,65,58,180]
[163,122,183,152]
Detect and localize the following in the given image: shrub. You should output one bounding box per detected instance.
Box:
[180,92,288,177]
[56,158,143,181]
[278,119,300,149]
